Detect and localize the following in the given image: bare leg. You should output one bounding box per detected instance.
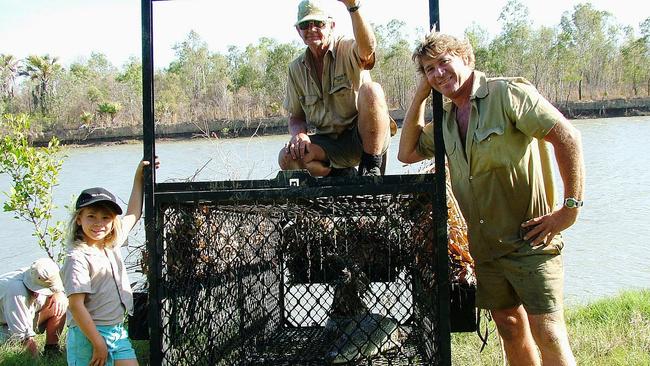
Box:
[491,306,541,366]
[278,143,330,177]
[115,359,139,366]
[528,311,576,366]
[37,296,65,346]
[496,333,507,366]
[356,82,390,155]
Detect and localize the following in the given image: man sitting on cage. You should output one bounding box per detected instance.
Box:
[278,0,395,177]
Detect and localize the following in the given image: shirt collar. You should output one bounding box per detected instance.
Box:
[71,240,104,255]
[472,70,489,99]
[301,35,338,69]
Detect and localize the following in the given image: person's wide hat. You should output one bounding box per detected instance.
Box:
[23,258,63,296]
[295,0,331,26]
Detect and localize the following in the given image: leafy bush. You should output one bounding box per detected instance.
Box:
[0,113,66,262]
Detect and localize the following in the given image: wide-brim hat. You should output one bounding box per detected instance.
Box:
[75,187,122,215]
[23,258,64,296]
[295,0,332,26]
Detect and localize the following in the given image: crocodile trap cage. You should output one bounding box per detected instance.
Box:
[146,173,451,365]
[141,1,451,364]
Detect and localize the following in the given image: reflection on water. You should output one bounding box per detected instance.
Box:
[1,116,649,305]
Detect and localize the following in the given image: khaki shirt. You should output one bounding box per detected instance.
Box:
[0,270,47,340]
[284,36,372,136]
[63,235,133,327]
[417,71,564,263]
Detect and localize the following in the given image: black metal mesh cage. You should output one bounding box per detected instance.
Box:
[147,172,449,365]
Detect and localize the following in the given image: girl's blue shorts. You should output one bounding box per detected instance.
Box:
[66,323,136,365]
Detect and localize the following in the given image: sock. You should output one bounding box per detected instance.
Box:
[360,153,382,170]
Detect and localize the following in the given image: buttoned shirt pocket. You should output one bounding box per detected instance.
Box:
[474,125,504,143]
[473,123,507,171]
[330,79,352,95]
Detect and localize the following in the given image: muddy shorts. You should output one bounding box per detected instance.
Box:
[310,121,391,169]
[475,247,565,315]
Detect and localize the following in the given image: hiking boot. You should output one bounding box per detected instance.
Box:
[358,166,381,177]
[358,153,383,176]
[328,167,358,177]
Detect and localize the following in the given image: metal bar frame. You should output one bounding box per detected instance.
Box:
[428,1,452,365]
[140,0,161,365]
[141,0,451,364]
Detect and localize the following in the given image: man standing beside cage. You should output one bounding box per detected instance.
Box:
[398,31,585,366]
[278,0,394,177]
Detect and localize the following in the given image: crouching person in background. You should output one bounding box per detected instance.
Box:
[0,257,67,357]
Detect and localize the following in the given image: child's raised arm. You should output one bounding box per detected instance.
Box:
[122,158,159,234]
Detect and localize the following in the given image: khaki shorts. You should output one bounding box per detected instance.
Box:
[475,247,565,315]
[310,122,391,169]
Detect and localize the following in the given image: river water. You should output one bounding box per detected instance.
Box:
[1,116,649,306]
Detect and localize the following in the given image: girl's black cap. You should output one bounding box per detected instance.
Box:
[75,187,122,214]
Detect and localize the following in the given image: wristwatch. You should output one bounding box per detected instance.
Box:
[347,1,360,12]
[563,197,583,208]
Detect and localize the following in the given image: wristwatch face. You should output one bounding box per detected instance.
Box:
[564,198,582,208]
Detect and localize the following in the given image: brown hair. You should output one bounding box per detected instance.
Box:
[412,32,475,74]
[68,202,123,249]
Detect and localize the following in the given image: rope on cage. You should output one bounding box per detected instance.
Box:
[477,309,496,353]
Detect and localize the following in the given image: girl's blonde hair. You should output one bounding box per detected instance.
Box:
[67,202,123,249]
[412,32,475,75]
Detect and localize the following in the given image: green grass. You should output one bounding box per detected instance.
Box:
[451,289,650,365]
[2,290,648,365]
[0,337,149,366]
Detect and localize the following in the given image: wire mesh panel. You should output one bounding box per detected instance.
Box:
[149,172,448,365]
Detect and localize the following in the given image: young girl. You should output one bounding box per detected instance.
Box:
[62,159,158,366]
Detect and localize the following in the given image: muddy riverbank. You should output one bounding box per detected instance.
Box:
[34,97,650,146]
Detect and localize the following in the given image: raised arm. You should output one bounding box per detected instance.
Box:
[398,77,431,164]
[122,158,159,234]
[339,0,376,67]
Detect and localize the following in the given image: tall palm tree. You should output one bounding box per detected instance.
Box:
[20,54,61,114]
[0,54,20,101]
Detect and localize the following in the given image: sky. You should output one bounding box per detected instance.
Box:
[0,0,647,69]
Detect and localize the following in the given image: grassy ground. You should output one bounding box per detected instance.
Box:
[451,290,650,365]
[1,290,648,365]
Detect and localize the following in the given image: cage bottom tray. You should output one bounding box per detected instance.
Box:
[248,325,427,365]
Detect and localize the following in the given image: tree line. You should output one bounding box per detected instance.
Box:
[1,1,648,136]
